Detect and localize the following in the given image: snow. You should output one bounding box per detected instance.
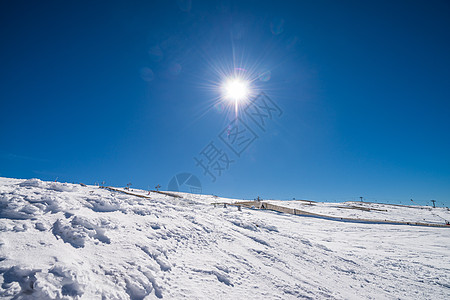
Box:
[265,200,450,225]
[0,177,449,299]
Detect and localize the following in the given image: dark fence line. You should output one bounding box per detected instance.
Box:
[102,186,183,199]
[102,186,152,199]
[151,190,183,198]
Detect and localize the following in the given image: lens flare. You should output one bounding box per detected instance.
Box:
[198,47,273,120]
[222,77,250,102]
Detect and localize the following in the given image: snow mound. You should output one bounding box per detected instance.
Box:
[19,178,78,193]
[19,178,44,188]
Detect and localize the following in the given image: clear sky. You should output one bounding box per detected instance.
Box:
[1,0,449,206]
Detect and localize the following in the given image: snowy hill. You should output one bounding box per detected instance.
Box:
[0,177,449,299]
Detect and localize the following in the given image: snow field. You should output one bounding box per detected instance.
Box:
[0,177,449,299]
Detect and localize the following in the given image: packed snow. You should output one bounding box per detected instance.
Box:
[0,177,449,299]
[264,200,450,225]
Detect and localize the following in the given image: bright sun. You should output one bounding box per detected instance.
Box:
[222,77,250,102]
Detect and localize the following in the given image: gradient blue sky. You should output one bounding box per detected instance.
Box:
[1,0,449,206]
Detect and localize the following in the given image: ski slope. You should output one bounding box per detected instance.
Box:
[264,200,450,225]
[0,177,449,299]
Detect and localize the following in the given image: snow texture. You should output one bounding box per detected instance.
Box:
[0,177,449,299]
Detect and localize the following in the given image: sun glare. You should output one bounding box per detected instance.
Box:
[222,77,250,102]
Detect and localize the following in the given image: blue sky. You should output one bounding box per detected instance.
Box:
[1,0,449,206]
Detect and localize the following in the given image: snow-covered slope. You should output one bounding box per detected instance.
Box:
[0,177,449,299]
[265,200,450,225]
